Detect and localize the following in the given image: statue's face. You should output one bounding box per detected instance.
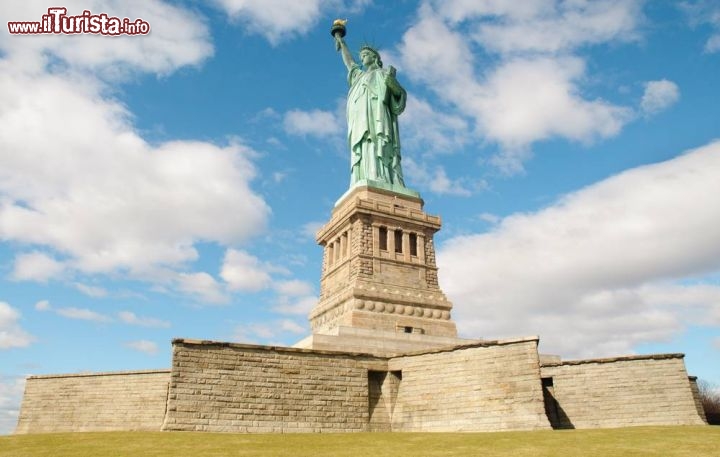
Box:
[360,50,377,67]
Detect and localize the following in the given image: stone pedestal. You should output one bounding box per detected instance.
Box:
[307,185,458,346]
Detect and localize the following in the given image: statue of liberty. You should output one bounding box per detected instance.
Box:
[332,21,407,190]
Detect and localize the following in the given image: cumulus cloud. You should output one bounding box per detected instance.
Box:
[274,279,314,297]
[212,0,369,44]
[34,300,112,323]
[118,311,170,328]
[272,295,317,316]
[283,109,342,138]
[269,279,317,318]
[0,1,213,76]
[233,318,307,344]
[220,249,273,292]
[403,158,479,196]
[438,140,720,358]
[34,300,50,311]
[302,221,325,240]
[707,35,720,53]
[124,340,159,355]
[74,283,108,298]
[679,0,720,53]
[641,79,680,116]
[458,0,642,54]
[10,252,65,282]
[56,307,112,323]
[279,319,306,334]
[0,302,35,349]
[176,272,229,304]
[0,375,25,435]
[401,96,469,154]
[396,0,641,173]
[0,1,270,304]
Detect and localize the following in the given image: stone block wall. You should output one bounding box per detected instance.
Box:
[540,354,707,429]
[15,370,170,434]
[163,339,385,433]
[689,376,709,423]
[388,338,552,432]
[14,338,709,434]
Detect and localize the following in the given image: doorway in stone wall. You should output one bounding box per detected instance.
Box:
[368,370,401,431]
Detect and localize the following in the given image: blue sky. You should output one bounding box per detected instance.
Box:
[1,0,719,434]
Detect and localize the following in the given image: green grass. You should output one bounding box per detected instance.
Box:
[1,427,718,457]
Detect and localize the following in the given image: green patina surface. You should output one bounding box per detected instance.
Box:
[333,22,412,194]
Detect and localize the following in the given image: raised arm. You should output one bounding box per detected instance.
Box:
[334,34,356,71]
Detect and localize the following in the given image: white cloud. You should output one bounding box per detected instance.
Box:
[274,280,314,297]
[706,34,720,53]
[0,302,34,349]
[479,212,500,225]
[10,252,65,282]
[118,311,170,328]
[283,109,341,138]
[233,318,307,344]
[279,319,306,334]
[74,283,108,298]
[56,307,112,323]
[397,1,639,173]
[0,1,213,76]
[35,300,116,323]
[221,249,272,292]
[302,221,324,240]
[213,0,369,44]
[0,1,270,302]
[401,96,470,154]
[273,295,317,315]
[438,140,720,358]
[403,158,479,196]
[640,79,680,115]
[176,272,229,305]
[270,277,317,318]
[213,0,324,44]
[34,300,50,311]
[679,0,720,53]
[124,340,159,355]
[456,0,642,55]
[480,57,632,171]
[0,375,25,435]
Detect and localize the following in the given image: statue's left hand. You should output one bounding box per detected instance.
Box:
[386,66,401,92]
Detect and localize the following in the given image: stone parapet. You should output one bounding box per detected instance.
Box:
[15,369,170,434]
[163,339,385,433]
[388,337,551,432]
[540,354,706,428]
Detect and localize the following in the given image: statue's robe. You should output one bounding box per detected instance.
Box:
[347,63,406,186]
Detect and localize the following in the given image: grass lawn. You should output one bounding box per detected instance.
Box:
[1,426,718,457]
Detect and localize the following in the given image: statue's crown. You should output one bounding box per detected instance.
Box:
[359,44,383,67]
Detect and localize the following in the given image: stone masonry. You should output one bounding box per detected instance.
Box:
[16,370,170,433]
[13,183,709,434]
[310,187,457,341]
[387,338,551,432]
[162,337,551,433]
[540,354,707,429]
[162,339,383,433]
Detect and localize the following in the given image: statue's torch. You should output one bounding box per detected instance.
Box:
[331,19,347,51]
